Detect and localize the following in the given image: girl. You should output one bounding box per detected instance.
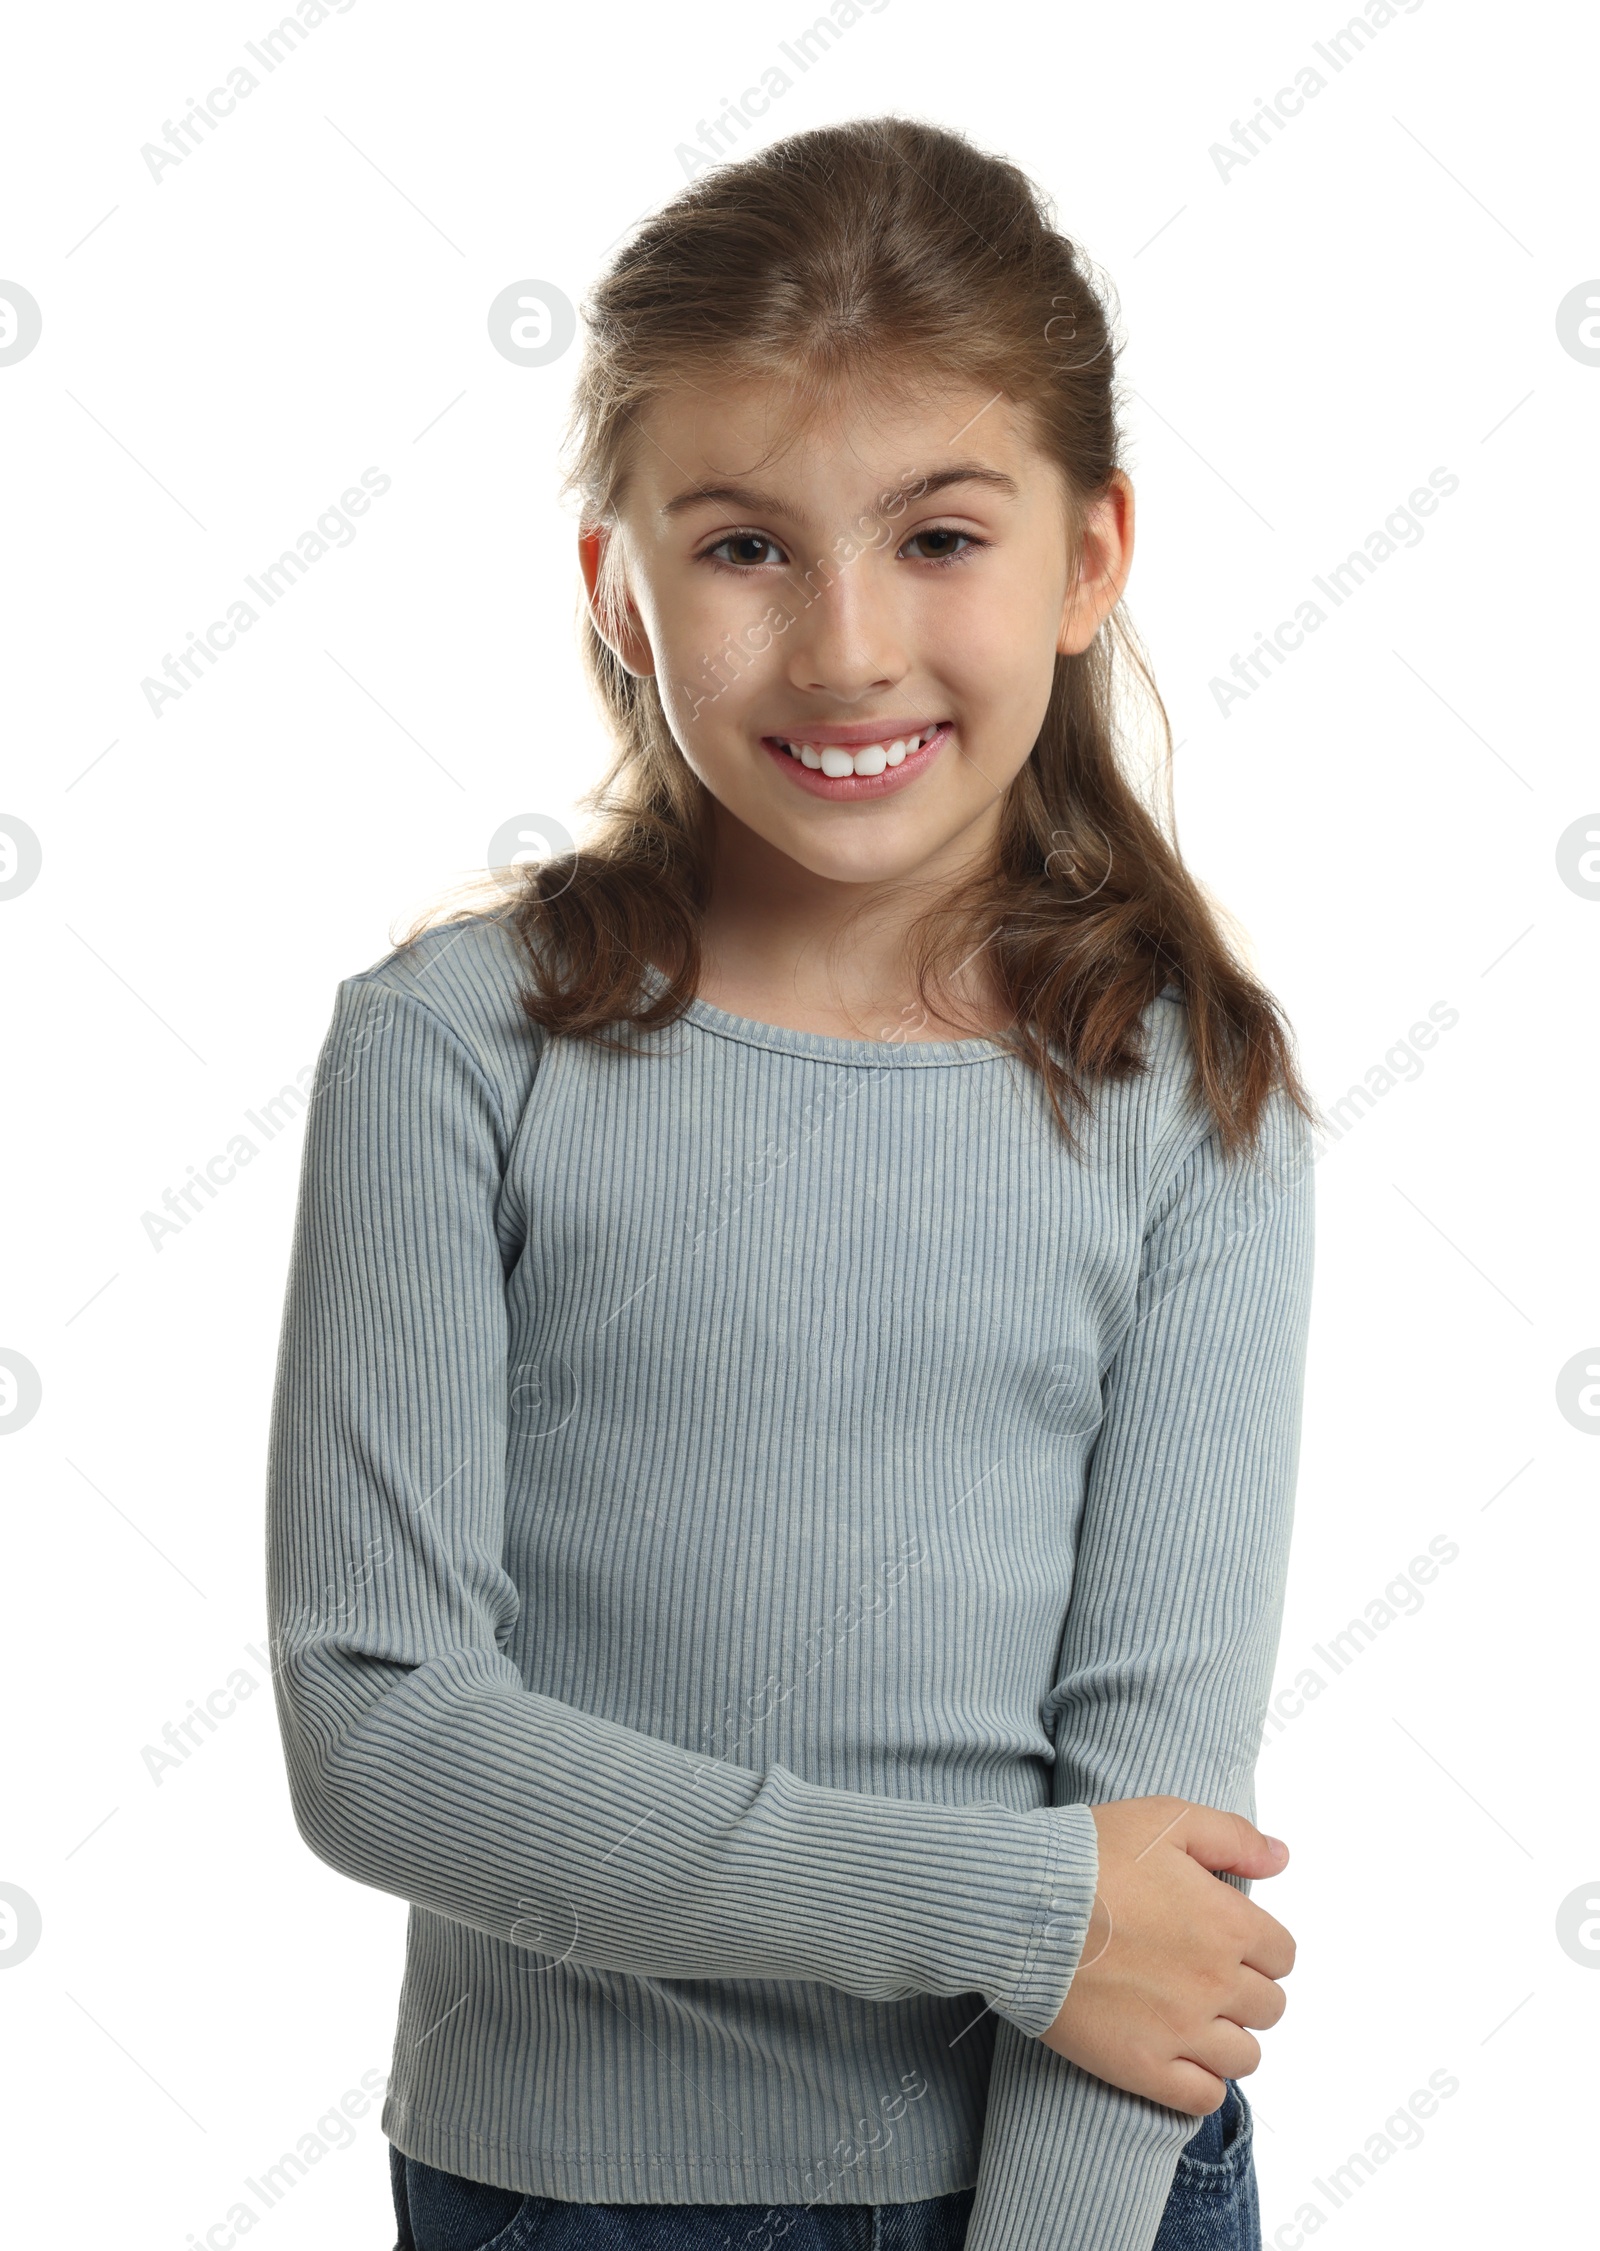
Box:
[267,116,1315,2251]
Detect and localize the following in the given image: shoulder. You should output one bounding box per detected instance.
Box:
[1127,982,1207,1175]
[339,908,546,1128]
[1130,981,1313,1197]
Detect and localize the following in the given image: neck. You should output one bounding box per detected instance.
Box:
[694,802,1010,1042]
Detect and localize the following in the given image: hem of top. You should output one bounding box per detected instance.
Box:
[380,2097,980,2205]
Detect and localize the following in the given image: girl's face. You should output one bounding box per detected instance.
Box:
[580,371,1133,889]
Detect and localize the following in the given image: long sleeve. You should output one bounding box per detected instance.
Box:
[263,973,1099,2037]
[962,1086,1316,2251]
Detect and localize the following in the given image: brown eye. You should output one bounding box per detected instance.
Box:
[904,528,977,563]
[708,533,783,567]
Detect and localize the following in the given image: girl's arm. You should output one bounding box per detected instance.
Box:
[264,970,1099,2032]
[961,1086,1316,2251]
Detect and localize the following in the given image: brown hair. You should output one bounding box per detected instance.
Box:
[403,115,1314,1159]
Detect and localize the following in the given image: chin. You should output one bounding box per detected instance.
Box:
[779,824,937,886]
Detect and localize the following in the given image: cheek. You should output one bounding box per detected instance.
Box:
[929,579,1058,703]
[647,573,789,680]
[631,575,698,664]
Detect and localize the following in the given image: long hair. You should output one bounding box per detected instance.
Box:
[402,115,1315,1159]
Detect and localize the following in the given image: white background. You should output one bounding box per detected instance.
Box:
[1,2,1595,2245]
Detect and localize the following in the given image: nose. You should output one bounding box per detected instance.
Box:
[782,546,908,704]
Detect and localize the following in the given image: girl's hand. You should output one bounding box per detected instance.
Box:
[1039,1796,1295,2116]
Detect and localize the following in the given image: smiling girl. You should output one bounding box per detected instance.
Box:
[267,117,1316,2251]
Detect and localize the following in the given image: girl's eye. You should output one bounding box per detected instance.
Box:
[699,525,985,572]
[900,527,978,565]
[705,533,787,569]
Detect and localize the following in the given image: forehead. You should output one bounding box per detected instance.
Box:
[625,366,1041,506]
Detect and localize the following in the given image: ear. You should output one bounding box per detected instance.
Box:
[578,525,656,679]
[1057,470,1135,657]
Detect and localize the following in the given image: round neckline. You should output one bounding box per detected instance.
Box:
[638,961,1014,1067]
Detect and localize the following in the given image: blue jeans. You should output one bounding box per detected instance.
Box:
[390,2081,1257,2251]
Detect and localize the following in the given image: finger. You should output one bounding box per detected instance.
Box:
[1173,1802,1290,1881]
[1240,1910,1296,1982]
[1185,2023,1262,2085]
[1159,2057,1230,2118]
[1219,1965,1288,2033]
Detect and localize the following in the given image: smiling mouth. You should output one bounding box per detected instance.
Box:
[768,723,944,779]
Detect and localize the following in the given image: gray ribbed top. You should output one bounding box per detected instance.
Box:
[264,908,1314,2251]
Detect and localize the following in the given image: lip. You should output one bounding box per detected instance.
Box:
[765,716,945,750]
[761,722,952,802]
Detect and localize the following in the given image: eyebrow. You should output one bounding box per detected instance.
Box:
[658,463,1021,522]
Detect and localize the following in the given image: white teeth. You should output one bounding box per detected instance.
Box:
[779,725,942,777]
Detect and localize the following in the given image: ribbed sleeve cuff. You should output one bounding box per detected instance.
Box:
[964,2023,1203,2251]
[990,1800,1100,2038]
